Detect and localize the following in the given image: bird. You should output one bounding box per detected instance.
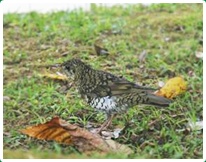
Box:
[61,58,172,133]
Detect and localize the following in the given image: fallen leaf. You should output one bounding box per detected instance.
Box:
[187,120,203,131]
[195,51,203,59]
[176,119,203,133]
[90,128,122,139]
[113,128,122,139]
[41,71,68,81]
[139,50,147,63]
[21,117,73,145]
[155,76,187,99]
[158,81,165,88]
[139,141,155,149]
[3,96,11,101]
[105,139,133,154]
[164,37,170,42]
[101,131,114,139]
[21,117,133,154]
[174,25,185,31]
[61,52,69,56]
[94,44,109,56]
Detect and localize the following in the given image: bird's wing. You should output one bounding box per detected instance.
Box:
[107,78,156,95]
[89,72,156,97]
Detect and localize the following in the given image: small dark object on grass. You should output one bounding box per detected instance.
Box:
[94,44,110,56]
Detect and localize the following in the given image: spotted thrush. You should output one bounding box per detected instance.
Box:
[62,59,172,132]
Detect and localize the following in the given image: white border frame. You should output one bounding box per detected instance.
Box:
[1,0,204,161]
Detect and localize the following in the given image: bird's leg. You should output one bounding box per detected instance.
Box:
[96,114,115,134]
[104,114,115,128]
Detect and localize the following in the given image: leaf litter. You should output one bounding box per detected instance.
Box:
[21,117,133,154]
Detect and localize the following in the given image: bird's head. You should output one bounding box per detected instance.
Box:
[61,58,89,79]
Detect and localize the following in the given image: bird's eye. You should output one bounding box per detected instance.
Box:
[64,66,70,71]
[66,66,75,74]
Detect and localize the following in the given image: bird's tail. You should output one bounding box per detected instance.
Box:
[146,94,172,107]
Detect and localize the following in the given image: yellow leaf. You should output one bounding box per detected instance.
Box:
[155,77,187,99]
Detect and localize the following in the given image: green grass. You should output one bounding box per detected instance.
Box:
[3,3,203,159]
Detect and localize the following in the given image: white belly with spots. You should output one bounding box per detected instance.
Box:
[90,96,117,111]
[88,96,128,113]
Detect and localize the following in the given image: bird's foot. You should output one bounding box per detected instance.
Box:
[90,114,115,135]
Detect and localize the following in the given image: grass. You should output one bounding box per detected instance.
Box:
[3,3,203,159]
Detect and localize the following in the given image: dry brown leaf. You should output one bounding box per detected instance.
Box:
[20,117,73,145]
[155,76,187,99]
[94,44,109,56]
[20,117,133,154]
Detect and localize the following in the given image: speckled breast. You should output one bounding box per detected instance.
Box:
[84,95,128,114]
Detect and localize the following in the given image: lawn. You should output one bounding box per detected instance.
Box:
[3,3,203,159]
